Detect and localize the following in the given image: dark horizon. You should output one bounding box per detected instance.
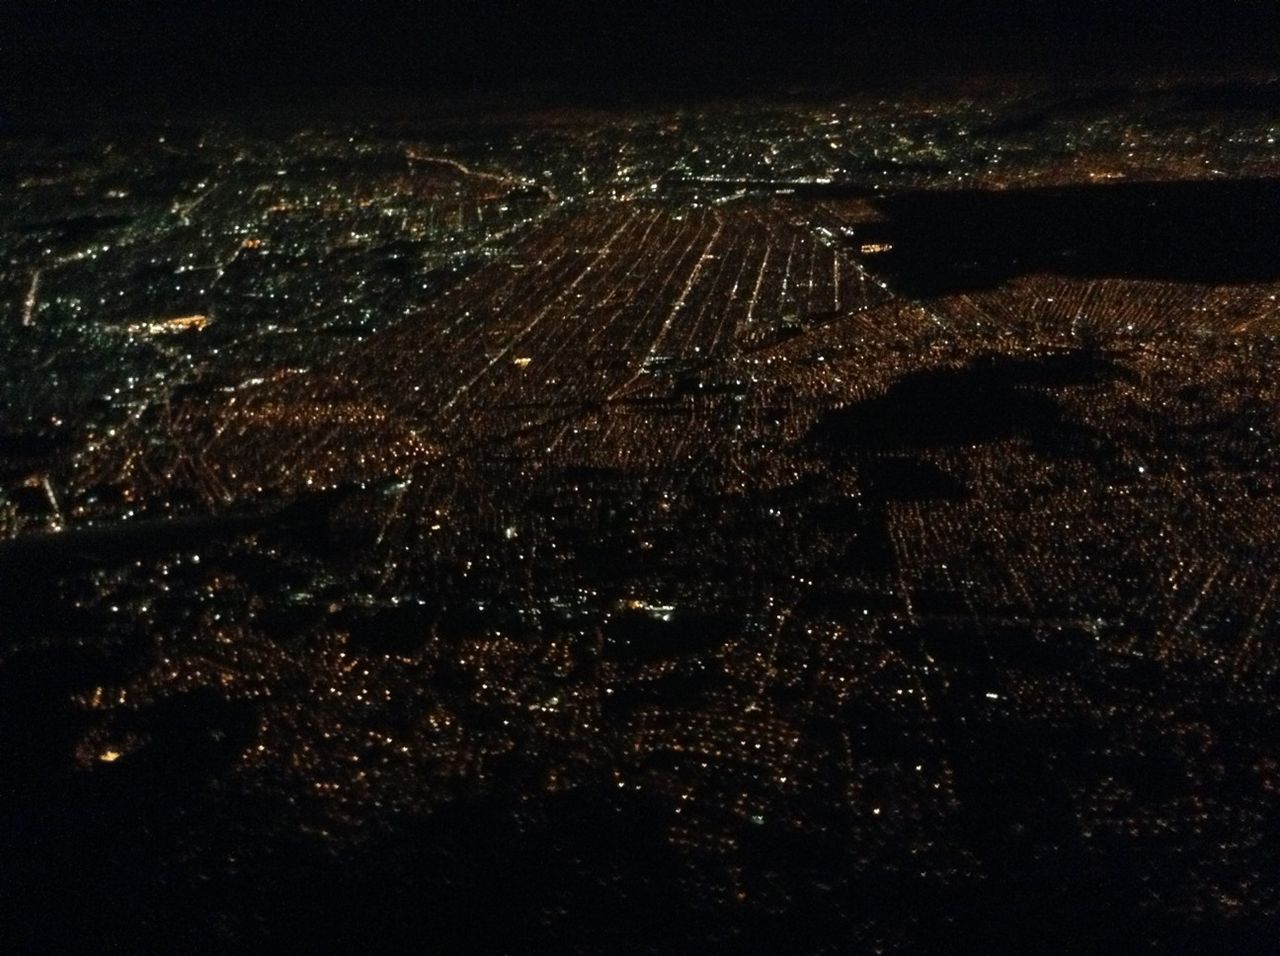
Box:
[6,0,1280,117]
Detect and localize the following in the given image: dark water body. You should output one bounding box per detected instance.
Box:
[808,350,1119,456]
[18,213,134,244]
[861,457,969,501]
[862,177,1280,296]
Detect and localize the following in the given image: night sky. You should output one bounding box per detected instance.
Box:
[5,1,1279,112]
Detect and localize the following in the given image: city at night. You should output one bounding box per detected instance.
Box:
[2,2,1279,951]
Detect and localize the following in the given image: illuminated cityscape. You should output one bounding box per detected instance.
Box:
[3,4,1280,949]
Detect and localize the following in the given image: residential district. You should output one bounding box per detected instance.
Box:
[2,78,1278,949]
